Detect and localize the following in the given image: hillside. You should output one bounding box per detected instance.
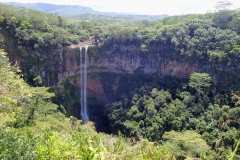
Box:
[0,2,240,159]
[3,2,168,19]
[4,2,97,15]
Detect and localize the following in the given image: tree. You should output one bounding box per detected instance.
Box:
[0,12,4,22]
[163,130,210,159]
[189,72,211,94]
[189,72,212,105]
[215,1,233,11]
[58,16,63,27]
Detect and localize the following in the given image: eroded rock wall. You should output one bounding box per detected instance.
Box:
[34,45,212,103]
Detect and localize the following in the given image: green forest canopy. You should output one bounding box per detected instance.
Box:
[0,2,240,159]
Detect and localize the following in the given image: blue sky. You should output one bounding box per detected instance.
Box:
[1,0,240,15]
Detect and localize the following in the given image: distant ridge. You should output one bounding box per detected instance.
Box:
[3,2,168,19]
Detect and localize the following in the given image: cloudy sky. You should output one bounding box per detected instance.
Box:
[1,0,240,15]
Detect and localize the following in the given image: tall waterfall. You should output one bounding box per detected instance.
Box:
[80,46,89,122]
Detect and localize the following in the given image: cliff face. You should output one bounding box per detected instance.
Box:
[58,46,202,80]
[26,44,212,103]
[57,45,208,83]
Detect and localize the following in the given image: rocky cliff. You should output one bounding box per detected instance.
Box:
[54,44,212,98]
[57,45,209,81]
[16,43,213,104]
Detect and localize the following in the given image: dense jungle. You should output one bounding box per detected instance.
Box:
[0,2,240,159]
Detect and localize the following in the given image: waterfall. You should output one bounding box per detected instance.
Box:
[80,46,89,122]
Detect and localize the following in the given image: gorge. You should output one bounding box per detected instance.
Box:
[19,42,237,123]
[1,3,240,158]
